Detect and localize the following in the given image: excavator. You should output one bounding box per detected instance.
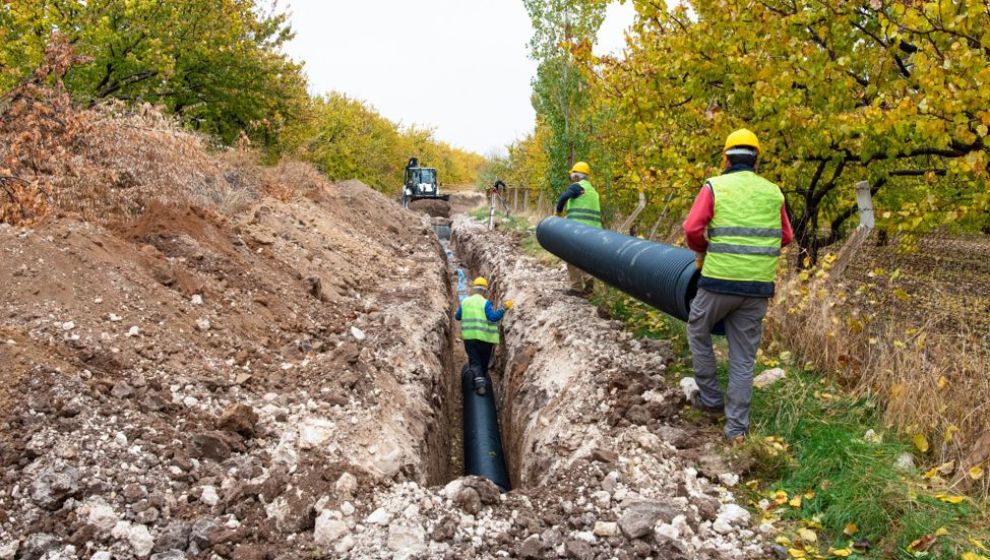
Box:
[400,157,450,208]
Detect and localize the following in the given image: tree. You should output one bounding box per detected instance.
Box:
[0,0,308,148]
[566,0,990,262]
[290,93,483,192]
[523,0,608,195]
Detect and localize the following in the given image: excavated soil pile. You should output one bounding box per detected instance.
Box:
[407,200,451,219]
[0,171,454,558]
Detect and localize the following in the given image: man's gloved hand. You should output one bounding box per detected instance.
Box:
[504,299,514,310]
[695,253,705,270]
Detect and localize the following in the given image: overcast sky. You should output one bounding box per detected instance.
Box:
[282,1,635,155]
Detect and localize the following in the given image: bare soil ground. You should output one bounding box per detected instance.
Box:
[0,178,455,560]
[845,233,990,335]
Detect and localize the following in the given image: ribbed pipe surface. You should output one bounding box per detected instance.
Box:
[536,217,723,333]
[461,367,511,491]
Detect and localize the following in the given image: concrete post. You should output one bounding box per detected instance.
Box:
[855,181,875,230]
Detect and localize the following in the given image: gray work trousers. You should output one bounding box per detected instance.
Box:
[687,288,769,438]
[567,263,592,292]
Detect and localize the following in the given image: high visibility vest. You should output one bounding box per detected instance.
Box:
[460,294,500,344]
[564,180,602,228]
[702,171,784,285]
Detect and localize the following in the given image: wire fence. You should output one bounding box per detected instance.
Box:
[498,186,553,216]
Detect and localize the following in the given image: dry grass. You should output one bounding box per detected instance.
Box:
[766,231,990,496]
[1,36,330,227]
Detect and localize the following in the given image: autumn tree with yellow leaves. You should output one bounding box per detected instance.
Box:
[518,0,990,262]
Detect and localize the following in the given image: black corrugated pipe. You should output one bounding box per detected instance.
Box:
[461,365,511,491]
[536,217,724,334]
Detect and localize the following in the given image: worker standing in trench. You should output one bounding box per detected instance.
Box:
[455,277,513,395]
[682,129,793,445]
[555,161,602,295]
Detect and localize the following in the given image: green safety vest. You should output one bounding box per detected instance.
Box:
[564,180,602,228]
[460,293,500,344]
[703,171,785,285]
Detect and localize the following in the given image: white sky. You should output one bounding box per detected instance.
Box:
[282,1,635,155]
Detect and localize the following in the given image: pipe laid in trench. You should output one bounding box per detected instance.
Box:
[444,234,511,492]
[536,216,724,334]
[461,365,511,491]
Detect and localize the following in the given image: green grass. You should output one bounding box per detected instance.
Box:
[591,287,989,560]
[747,369,980,559]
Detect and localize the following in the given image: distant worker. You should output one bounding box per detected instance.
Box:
[555,161,601,294]
[683,129,793,445]
[455,277,513,395]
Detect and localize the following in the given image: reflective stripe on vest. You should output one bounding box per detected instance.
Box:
[565,180,602,229]
[460,294,500,344]
[702,171,784,284]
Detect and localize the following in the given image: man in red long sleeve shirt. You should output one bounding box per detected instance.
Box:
[682,129,793,444]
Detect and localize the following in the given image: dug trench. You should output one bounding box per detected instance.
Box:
[0,182,773,560]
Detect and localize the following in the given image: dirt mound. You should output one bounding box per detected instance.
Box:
[449,191,485,214]
[408,199,451,218]
[0,102,456,558]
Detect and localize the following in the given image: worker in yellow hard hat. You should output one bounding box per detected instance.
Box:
[682,128,794,445]
[555,161,602,295]
[455,277,514,395]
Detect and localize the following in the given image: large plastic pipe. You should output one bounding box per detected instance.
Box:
[461,365,511,491]
[536,217,723,333]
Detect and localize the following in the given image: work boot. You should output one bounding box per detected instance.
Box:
[690,392,725,418]
[473,376,487,396]
[727,434,747,448]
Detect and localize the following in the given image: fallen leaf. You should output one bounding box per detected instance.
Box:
[969,466,985,480]
[788,549,806,558]
[843,523,859,536]
[908,534,937,552]
[934,493,967,504]
[798,528,818,544]
[830,548,853,558]
[776,536,792,546]
[935,526,949,537]
[789,495,802,508]
[936,461,955,475]
[774,490,789,505]
[937,375,948,389]
[970,538,988,551]
[804,490,816,500]
[945,425,960,443]
[913,433,930,453]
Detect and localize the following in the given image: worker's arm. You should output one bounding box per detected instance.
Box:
[555,183,585,214]
[454,304,462,321]
[780,205,794,247]
[484,300,506,322]
[683,184,714,253]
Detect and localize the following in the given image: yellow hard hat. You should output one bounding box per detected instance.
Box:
[570,161,591,176]
[473,277,489,288]
[724,129,760,153]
